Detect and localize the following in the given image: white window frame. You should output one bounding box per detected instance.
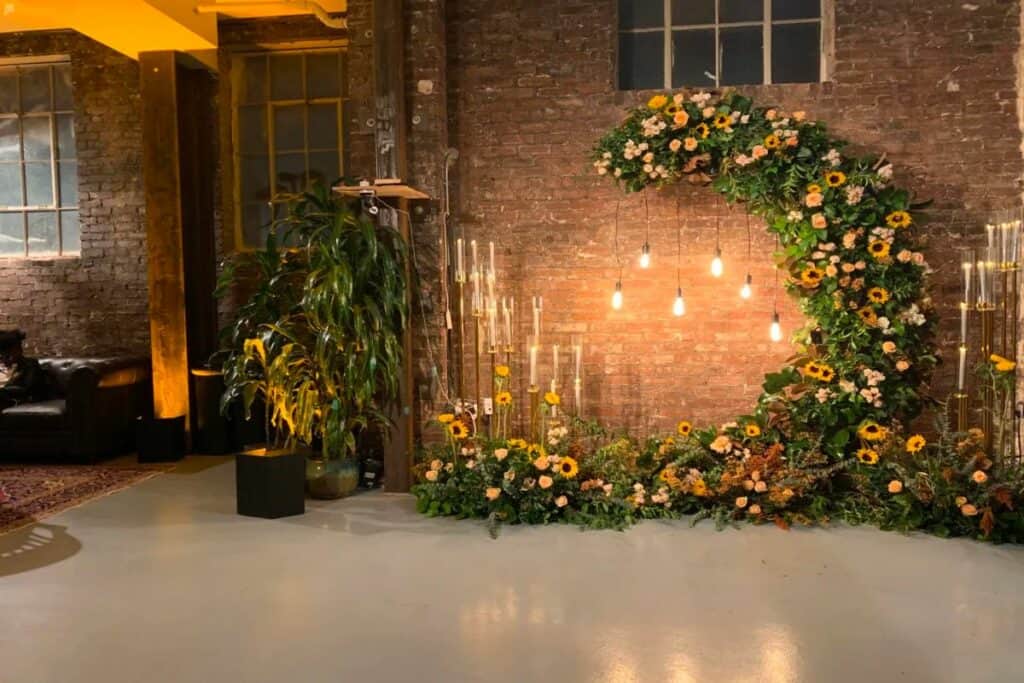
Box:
[0,55,79,258]
[619,0,834,89]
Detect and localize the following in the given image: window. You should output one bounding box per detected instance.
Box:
[0,58,79,257]
[232,48,346,249]
[618,0,825,90]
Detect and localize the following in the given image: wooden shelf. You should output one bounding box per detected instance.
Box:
[333,180,430,200]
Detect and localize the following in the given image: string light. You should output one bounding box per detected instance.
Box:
[639,193,651,268]
[710,200,723,277]
[612,200,624,310]
[770,234,782,342]
[740,211,752,299]
[673,194,685,316]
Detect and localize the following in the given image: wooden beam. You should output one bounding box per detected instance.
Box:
[140,51,190,430]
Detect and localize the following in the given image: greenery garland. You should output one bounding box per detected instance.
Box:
[411,91,1024,542]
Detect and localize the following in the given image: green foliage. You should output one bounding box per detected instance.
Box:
[218,186,408,460]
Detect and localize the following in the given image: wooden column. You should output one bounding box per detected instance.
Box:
[140,51,190,429]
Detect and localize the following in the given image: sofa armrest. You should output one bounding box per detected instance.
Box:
[62,358,152,459]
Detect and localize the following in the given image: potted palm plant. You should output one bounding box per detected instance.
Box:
[221,186,408,499]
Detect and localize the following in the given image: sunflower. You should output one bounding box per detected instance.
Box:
[544,391,561,406]
[763,134,780,149]
[885,210,913,229]
[507,438,527,450]
[857,421,887,441]
[857,306,879,326]
[496,391,512,406]
[557,456,579,479]
[803,361,822,378]
[867,287,890,304]
[856,447,880,465]
[438,413,455,424]
[695,122,710,139]
[868,240,891,259]
[449,420,469,440]
[825,170,847,187]
[691,479,708,497]
[713,113,731,129]
[665,102,682,116]
[990,353,1017,372]
[905,434,926,453]
[816,364,836,382]
[745,423,761,438]
[495,364,510,378]
[677,420,693,437]
[647,94,668,110]
[800,265,825,288]
[806,183,823,193]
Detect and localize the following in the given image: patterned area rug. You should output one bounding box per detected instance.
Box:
[0,462,171,534]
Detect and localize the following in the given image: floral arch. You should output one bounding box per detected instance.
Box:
[413,91,1024,543]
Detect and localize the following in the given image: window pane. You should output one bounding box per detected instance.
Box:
[273,105,305,151]
[241,156,270,203]
[719,0,762,23]
[0,118,19,161]
[20,67,51,113]
[672,29,715,86]
[670,0,713,25]
[308,151,339,189]
[0,71,17,113]
[306,53,340,99]
[0,213,23,255]
[22,116,52,161]
[59,161,78,207]
[242,56,267,105]
[53,64,73,110]
[60,209,80,254]
[620,0,664,29]
[773,0,820,21]
[270,54,303,100]
[242,202,272,248]
[772,22,820,83]
[56,113,75,159]
[27,210,57,255]
[619,32,664,90]
[238,105,267,156]
[25,162,53,206]
[308,103,338,150]
[0,163,21,206]
[275,152,306,195]
[720,26,763,85]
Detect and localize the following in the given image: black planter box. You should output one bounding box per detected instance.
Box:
[235,449,305,519]
[137,415,186,463]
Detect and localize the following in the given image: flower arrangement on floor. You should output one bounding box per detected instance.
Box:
[413,90,1024,542]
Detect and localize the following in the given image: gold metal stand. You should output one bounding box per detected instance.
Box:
[488,349,497,438]
[979,305,995,455]
[456,281,465,403]
[528,385,540,443]
[472,313,482,428]
[954,392,969,433]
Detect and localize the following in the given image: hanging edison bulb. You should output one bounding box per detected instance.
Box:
[611,280,623,310]
[639,241,651,269]
[770,311,782,342]
[740,273,752,299]
[673,287,685,317]
[710,247,723,277]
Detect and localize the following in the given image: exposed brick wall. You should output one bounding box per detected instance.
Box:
[444,0,1023,432]
[0,31,148,358]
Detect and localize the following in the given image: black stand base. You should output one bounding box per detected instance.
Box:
[137,416,187,463]
[235,449,305,519]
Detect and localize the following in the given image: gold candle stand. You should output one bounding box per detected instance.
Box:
[528,385,540,443]
[488,348,497,438]
[954,392,969,433]
[472,312,482,428]
[456,280,466,404]
[979,304,996,455]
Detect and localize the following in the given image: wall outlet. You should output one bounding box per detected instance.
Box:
[483,397,494,415]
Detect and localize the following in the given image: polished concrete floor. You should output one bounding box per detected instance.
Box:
[1,457,1023,682]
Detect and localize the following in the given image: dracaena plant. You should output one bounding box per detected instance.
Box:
[219,185,408,460]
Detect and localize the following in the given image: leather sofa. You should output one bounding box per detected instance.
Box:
[0,357,152,461]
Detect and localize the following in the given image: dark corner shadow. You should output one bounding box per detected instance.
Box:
[0,522,82,577]
[166,455,234,475]
[279,491,472,536]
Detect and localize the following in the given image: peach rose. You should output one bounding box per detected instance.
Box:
[425,470,438,482]
[533,455,549,470]
[735,496,748,509]
[748,504,762,515]
[669,138,682,152]
[555,495,568,508]
[972,470,988,484]
[812,213,827,229]
[752,145,768,159]
[743,480,755,491]
[805,192,824,208]
[825,264,838,277]
[888,480,903,494]
[765,109,777,120]
[485,487,501,501]
[897,249,912,263]
[494,448,509,461]
[674,111,690,127]
[961,504,979,516]
[882,341,897,354]
[539,475,553,489]
[896,360,910,371]
[684,137,698,151]
[430,459,443,471]
[955,496,967,507]
[754,480,768,493]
